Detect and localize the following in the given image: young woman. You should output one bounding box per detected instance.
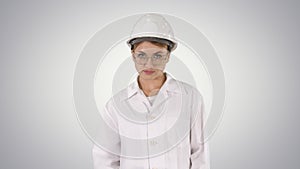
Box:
[92,13,210,169]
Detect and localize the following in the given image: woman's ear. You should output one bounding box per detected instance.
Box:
[166,53,171,63]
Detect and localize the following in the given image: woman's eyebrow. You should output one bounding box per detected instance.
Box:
[136,51,146,54]
[135,50,167,54]
[154,51,168,54]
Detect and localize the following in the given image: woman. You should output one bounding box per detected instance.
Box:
[93,13,210,169]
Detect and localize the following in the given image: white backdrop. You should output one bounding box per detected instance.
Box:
[1,0,299,169]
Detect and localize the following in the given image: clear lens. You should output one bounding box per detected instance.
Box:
[133,51,169,65]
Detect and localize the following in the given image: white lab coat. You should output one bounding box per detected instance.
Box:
[92,73,210,169]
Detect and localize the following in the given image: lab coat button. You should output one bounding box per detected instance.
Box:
[148,115,155,120]
[149,140,158,146]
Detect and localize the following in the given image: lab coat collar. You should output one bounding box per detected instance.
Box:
[126,72,184,99]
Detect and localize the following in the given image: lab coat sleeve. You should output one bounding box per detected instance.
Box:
[92,101,121,169]
[92,144,120,169]
[190,91,210,169]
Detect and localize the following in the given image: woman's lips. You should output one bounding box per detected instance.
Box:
[143,70,155,75]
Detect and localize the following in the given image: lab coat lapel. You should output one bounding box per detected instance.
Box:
[151,73,183,110]
[151,89,169,111]
[126,73,181,112]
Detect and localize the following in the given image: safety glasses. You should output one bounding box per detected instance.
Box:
[133,50,169,66]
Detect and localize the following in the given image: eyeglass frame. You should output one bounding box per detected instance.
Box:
[132,51,170,65]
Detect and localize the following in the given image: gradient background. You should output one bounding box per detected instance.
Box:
[1,0,299,169]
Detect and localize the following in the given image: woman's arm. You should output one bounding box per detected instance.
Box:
[190,91,210,169]
[92,101,121,169]
[92,144,120,169]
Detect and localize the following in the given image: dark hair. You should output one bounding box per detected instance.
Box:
[132,41,169,52]
[129,37,174,52]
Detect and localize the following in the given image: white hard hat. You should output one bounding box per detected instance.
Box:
[127,13,177,51]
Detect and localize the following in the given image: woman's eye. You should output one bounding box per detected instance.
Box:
[137,53,145,58]
[154,54,162,59]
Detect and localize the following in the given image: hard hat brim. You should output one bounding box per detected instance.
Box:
[127,37,177,51]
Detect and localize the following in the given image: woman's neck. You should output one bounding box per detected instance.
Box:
[138,73,166,97]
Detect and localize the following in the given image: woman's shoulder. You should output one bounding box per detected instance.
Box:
[171,79,203,97]
[107,87,129,104]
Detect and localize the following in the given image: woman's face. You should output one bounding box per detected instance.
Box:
[132,41,170,80]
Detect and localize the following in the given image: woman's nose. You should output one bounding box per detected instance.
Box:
[144,57,154,68]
